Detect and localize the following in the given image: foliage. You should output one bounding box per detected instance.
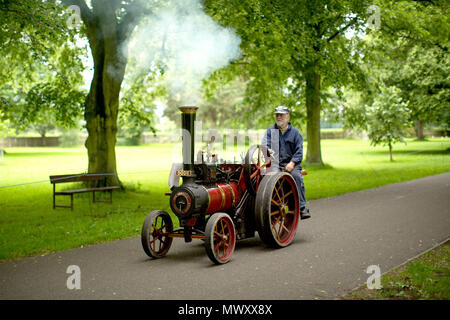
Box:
[326,0,449,141]
[0,110,13,137]
[205,0,372,106]
[0,0,87,133]
[163,76,252,130]
[0,0,76,86]
[363,0,450,132]
[363,36,450,132]
[59,128,82,147]
[118,61,166,144]
[200,76,250,129]
[204,0,373,164]
[366,86,410,161]
[376,0,449,53]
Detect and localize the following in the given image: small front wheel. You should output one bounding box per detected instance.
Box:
[141,210,173,259]
[205,213,236,264]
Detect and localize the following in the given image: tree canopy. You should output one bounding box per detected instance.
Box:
[1,0,448,173]
[205,0,373,164]
[0,0,87,134]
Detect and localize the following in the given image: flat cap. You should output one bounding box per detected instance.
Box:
[274,106,290,114]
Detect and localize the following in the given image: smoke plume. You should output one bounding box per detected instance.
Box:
[126,0,242,104]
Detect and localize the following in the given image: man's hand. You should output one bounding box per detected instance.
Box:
[284,161,295,173]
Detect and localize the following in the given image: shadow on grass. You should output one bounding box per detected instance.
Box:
[303,163,334,170]
[369,148,450,156]
[4,151,85,158]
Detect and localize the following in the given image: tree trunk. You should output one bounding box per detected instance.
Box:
[305,60,323,165]
[415,119,424,140]
[84,7,128,187]
[60,0,140,187]
[85,49,125,186]
[389,142,393,162]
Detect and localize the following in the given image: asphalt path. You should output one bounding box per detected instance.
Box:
[1,173,449,300]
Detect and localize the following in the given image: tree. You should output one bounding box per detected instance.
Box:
[205,0,372,164]
[366,86,410,162]
[57,0,154,186]
[325,0,449,142]
[383,44,449,139]
[371,0,450,139]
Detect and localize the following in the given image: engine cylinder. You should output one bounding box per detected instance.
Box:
[205,182,239,214]
[170,182,240,219]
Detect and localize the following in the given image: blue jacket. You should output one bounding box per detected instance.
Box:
[261,123,304,168]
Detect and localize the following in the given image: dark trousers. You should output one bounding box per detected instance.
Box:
[273,164,306,208]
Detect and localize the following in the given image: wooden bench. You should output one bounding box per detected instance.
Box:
[50,174,120,210]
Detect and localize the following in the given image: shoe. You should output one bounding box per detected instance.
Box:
[300,207,311,220]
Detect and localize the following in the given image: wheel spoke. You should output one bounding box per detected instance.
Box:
[273,185,282,202]
[279,179,285,199]
[271,210,280,216]
[281,221,290,233]
[280,190,293,201]
[271,198,280,206]
[220,219,226,234]
[152,217,165,233]
[276,179,285,199]
[250,168,260,179]
[151,237,156,251]
[271,215,281,231]
[277,218,284,238]
[215,239,223,251]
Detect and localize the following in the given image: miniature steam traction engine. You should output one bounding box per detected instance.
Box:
[141,106,301,264]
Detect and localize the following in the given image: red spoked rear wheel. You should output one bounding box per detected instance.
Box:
[255,172,300,247]
[205,213,236,264]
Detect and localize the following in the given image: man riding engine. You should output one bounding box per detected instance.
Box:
[262,106,311,220]
[141,106,308,265]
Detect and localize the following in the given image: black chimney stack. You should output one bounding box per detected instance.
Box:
[179,106,198,183]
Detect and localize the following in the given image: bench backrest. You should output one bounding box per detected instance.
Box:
[50,174,108,184]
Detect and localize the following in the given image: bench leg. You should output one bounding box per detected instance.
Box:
[53,184,56,210]
[53,194,73,210]
[92,190,114,203]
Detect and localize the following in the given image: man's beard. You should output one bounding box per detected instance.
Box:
[276,119,288,128]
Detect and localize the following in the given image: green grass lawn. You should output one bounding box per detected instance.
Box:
[0,138,449,261]
[344,240,450,300]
